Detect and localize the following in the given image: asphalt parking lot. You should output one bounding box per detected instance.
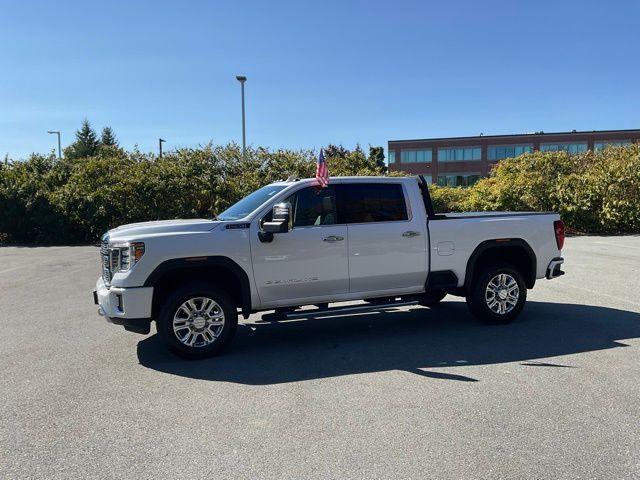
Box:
[1,235,639,479]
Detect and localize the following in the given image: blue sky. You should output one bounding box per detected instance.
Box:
[1,0,639,159]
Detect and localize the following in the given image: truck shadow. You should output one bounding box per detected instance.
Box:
[136,301,640,385]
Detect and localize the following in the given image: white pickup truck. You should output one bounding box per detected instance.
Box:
[94,176,565,357]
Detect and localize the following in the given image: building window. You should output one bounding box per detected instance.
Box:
[594,140,632,151]
[437,147,481,162]
[400,149,432,163]
[437,173,481,187]
[423,175,432,184]
[540,143,587,154]
[388,150,396,163]
[487,144,533,161]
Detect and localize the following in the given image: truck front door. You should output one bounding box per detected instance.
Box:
[250,185,349,307]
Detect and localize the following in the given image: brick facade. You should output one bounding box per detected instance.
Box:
[388,129,640,183]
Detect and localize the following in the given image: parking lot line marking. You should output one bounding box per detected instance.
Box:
[594,241,640,250]
[0,265,28,275]
[559,283,640,308]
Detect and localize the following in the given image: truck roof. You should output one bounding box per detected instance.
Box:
[270,175,414,186]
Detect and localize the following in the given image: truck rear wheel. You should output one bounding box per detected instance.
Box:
[466,264,526,324]
[157,283,238,358]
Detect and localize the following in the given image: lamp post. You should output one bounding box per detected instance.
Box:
[47,131,61,159]
[235,75,247,158]
[159,138,166,158]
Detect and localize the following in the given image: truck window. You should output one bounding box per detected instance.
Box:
[218,185,286,221]
[285,186,337,227]
[337,183,408,223]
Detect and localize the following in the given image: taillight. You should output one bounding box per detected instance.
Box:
[554,220,565,250]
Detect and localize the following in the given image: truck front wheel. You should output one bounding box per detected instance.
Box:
[157,283,238,358]
[466,264,527,324]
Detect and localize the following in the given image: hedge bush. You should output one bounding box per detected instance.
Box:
[1,143,638,245]
[464,145,640,233]
[0,144,387,244]
[429,185,469,213]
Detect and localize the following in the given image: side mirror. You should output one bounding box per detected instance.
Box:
[261,202,291,237]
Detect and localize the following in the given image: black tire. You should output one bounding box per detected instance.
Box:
[418,290,447,308]
[157,282,238,358]
[466,264,527,324]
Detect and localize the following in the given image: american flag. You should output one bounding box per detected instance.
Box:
[315,148,329,187]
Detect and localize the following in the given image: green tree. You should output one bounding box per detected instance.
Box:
[100,126,118,147]
[323,144,350,160]
[65,119,100,159]
[368,146,386,172]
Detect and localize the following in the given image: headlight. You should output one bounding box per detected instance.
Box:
[109,242,145,272]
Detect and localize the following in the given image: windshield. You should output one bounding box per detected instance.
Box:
[217,185,286,221]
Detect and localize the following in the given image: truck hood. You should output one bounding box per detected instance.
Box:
[106,219,219,240]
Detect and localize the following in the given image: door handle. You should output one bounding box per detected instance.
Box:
[402,230,421,238]
[323,235,344,242]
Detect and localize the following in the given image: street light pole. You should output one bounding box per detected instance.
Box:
[236,75,247,158]
[159,138,166,158]
[47,131,61,159]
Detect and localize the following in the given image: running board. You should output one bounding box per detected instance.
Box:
[281,299,420,319]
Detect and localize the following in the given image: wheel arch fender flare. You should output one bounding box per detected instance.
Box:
[143,256,252,318]
[464,239,537,290]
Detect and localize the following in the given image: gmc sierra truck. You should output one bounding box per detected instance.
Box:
[93,176,565,358]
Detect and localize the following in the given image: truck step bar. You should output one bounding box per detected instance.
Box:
[260,298,420,321]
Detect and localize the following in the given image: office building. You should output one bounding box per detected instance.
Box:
[388,129,640,186]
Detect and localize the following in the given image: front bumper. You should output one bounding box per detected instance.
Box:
[93,277,154,334]
[546,257,565,279]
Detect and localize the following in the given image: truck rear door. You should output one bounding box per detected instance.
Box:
[336,182,428,294]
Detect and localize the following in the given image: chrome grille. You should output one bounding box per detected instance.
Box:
[101,239,112,286]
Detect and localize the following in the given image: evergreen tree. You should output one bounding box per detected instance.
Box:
[100,126,118,147]
[368,146,386,172]
[65,119,99,159]
[323,144,350,160]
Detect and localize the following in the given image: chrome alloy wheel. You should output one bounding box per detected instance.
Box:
[485,273,519,315]
[172,297,225,347]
